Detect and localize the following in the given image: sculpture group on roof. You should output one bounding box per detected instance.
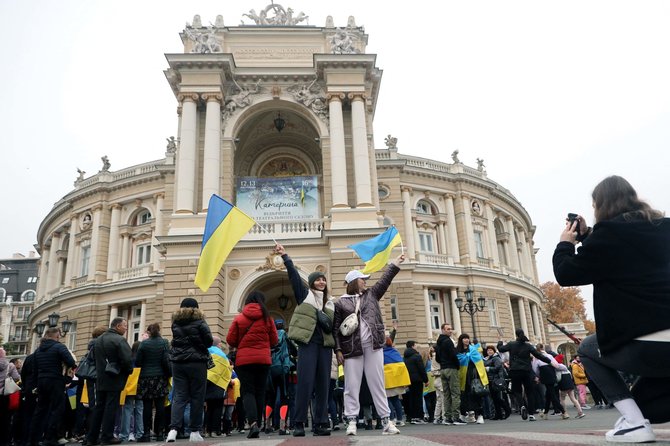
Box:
[184,26,223,54]
[242,4,308,26]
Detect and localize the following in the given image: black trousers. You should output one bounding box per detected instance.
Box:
[204,398,223,434]
[508,370,536,414]
[294,341,332,425]
[86,389,122,442]
[407,381,424,420]
[142,397,166,439]
[169,362,207,431]
[29,378,66,444]
[235,364,270,425]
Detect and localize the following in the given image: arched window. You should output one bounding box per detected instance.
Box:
[135,210,152,226]
[21,290,36,302]
[0,288,5,302]
[416,200,436,215]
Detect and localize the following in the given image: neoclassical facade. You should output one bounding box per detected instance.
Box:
[30,5,547,357]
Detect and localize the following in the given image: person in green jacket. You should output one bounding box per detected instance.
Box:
[275,243,334,437]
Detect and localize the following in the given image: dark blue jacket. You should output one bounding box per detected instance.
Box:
[33,338,75,381]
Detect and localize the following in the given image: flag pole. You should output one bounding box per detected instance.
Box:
[394,225,405,255]
[254,222,279,245]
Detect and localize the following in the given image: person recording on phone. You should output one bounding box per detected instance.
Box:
[553,175,670,444]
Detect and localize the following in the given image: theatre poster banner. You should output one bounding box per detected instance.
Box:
[236,176,319,222]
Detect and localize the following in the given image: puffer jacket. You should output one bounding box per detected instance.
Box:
[403,346,428,384]
[571,360,588,385]
[226,303,278,367]
[333,264,399,358]
[136,336,169,377]
[170,308,214,363]
[483,352,505,382]
[33,338,76,381]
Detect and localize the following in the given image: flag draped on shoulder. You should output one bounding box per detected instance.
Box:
[195,195,256,292]
[207,346,233,390]
[383,346,411,390]
[348,226,402,274]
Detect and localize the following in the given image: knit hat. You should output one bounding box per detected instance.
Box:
[180,297,199,308]
[308,271,326,288]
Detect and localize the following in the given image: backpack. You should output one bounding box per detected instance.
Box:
[270,330,291,378]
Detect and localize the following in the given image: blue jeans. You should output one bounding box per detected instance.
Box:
[120,396,144,440]
[387,395,404,421]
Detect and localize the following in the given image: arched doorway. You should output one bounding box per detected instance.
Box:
[233,270,301,326]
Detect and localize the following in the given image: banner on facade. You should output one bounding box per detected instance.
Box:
[236,176,319,221]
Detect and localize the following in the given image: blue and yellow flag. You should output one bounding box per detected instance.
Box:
[195,195,256,292]
[207,346,233,390]
[348,226,402,274]
[67,385,78,410]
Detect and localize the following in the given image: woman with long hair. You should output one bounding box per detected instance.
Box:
[333,253,405,436]
[533,344,566,420]
[226,291,278,439]
[553,175,670,443]
[455,334,488,424]
[274,243,334,437]
[135,323,170,442]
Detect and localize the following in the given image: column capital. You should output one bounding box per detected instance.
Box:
[153,192,165,201]
[401,186,413,194]
[461,193,472,201]
[177,93,200,103]
[201,93,223,103]
[91,204,104,213]
[327,93,346,102]
[443,193,456,201]
[69,212,79,221]
[109,203,122,211]
[347,92,367,101]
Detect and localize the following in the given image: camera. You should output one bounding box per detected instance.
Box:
[567,213,579,225]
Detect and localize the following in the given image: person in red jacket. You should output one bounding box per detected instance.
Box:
[226,291,279,439]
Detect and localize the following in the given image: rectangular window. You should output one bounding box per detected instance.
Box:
[17,307,24,319]
[390,295,398,321]
[1,278,8,284]
[136,245,151,266]
[132,322,141,342]
[430,305,441,330]
[67,321,77,351]
[474,231,485,258]
[488,298,499,327]
[80,246,91,276]
[418,232,434,253]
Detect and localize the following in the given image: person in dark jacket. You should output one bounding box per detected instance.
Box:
[497,329,550,422]
[203,336,228,438]
[333,254,405,436]
[166,298,213,443]
[403,341,428,423]
[73,325,107,442]
[434,323,463,425]
[553,175,670,443]
[483,345,511,420]
[16,352,37,446]
[226,291,278,439]
[28,327,76,446]
[1,347,22,446]
[85,318,133,446]
[275,243,334,437]
[135,323,170,442]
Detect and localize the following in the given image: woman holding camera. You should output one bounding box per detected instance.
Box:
[553,175,670,443]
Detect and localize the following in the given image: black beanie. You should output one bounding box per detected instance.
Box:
[180,297,199,309]
[308,271,326,289]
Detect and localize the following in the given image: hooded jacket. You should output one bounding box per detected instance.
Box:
[403,346,428,384]
[226,303,278,367]
[170,308,213,363]
[333,264,399,358]
[497,338,550,372]
[435,334,459,370]
[33,338,76,381]
[553,216,670,355]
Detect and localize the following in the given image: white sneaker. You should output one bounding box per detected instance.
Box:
[466,412,476,423]
[166,429,177,443]
[382,419,400,435]
[189,432,204,442]
[476,415,484,424]
[528,415,536,421]
[128,433,136,442]
[346,419,357,436]
[582,404,592,410]
[606,417,655,443]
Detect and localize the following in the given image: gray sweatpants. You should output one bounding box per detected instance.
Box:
[343,341,391,419]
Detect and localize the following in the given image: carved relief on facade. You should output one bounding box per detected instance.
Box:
[287,82,328,122]
[259,157,308,177]
[257,253,286,272]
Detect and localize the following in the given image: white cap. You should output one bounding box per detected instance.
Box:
[345,270,371,284]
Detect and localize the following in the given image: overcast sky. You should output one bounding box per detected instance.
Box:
[2,1,669,317]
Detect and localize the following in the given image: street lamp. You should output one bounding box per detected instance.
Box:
[48,312,60,328]
[34,322,46,337]
[61,316,73,335]
[455,287,487,341]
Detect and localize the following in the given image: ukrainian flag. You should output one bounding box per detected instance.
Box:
[383,346,410,389]
[348,226,402,274]
[67,385,78,410]
[207,346,233,390]
[195,195,256,292]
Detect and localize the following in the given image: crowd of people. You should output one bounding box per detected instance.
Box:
[0,175,668,445]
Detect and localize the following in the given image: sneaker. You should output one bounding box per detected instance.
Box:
[433,418,442,425]
[188,432,203,442]
[313,424,331,436]
[520,406,528,420]
[466,413,476,423]
[128,434,136,442]
[605,417,655,443]
[582,405,592,410]
[395,420,405,427]
[292,423,305,437]
[476,415,484,424]
[166,430,177,443]
[247,424,260,439]
[382,418,400,435]
[528,415,536,421]
[576,413,586,419]
[346,419,357,436]
[561,413,570,420]
[58,439,69,445]
[452,419,467,426]
[442,418,453,425]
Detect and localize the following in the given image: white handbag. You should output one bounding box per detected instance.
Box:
[3,376,21,395]
[339,297,360,336]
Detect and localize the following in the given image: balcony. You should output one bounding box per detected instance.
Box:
[416,252,455,266]
[113,265,153,281]
[243,220,323,241]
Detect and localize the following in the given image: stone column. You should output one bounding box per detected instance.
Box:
[423,287,433,341]
[438,221,447,254]
[506,217,520,272]
[120,233,130,269]
[349,93,373,207]
[507,297,516,335]
[484,201,499,267]
[530,302,542,343]
[201,93,222,210]
[153,193,164,272]
[46,233,61,293]
[401,187,416,259]
[461,194,477,264]
[444,194,460,262]
[37,248,49,297]
[175,93,199,214]
[450,288,462,335]
[107,204,121,280]
[55,256,65,288]
[88,205,103,281]
[328,94,348,207]
[139,301,147,339]
[518,298,529,335]
[64,215,78,286]
[110,305,119,325]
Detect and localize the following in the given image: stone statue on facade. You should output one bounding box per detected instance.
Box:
[223,81,261,120]
[75,168,85,185]
[325,16,334,28]
[191,15,202,28]
[101,156,111,172]
[242,4,308,25]
[329,29,358,54]
[166,136,177,154]
[215,15,224,27]
[347,16,357,28]
[451,150,460,164]
[184,26,222,54]
[385,135,398,150]
[288,81,328,121]
[476,158,486,171]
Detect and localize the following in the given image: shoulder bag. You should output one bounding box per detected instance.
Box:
[339,297,360,336]
[3,376,21,395]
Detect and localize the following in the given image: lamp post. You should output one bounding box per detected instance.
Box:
[34,321,46,337]
[455,287,487,341]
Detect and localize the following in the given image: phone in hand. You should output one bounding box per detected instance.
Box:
[567,213,579,226]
